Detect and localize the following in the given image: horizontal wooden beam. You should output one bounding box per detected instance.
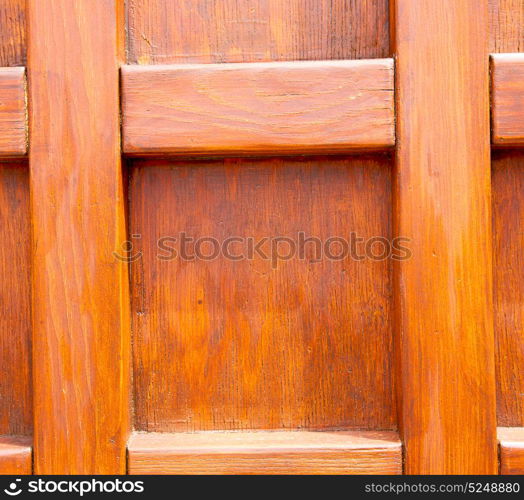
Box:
[4,57,523,156]
[0,436,31,474]
[128,431,401,475]
[499,427,524,475]
[491,54,524,146]
[122,59,395,156]
[0,67,26,157]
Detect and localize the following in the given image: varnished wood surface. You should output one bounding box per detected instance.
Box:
[499,427,524,474]
[122,59,394,155]
[128,431,402,475]
[492,152,524,427]
[126,0,390,65]
[0,165,31,437]
[130,156,395,432]
[491,54,524,146]
[28,0,130,474]
[0,0,26,67]
[0,436,31,475]
[489,0,524,52]
[0,68,26,156]
[392,0,497,474]
[0,0,515,476]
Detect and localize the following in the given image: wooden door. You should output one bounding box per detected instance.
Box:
[0,0,522,475]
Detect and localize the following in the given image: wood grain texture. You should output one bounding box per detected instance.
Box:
[28,0,130,474]
[130,156,395,432]
[0,436,31,475]
[0,0,26,67]
[0,165,31,437]
[492,152,524,427]
[122,59,394,155]
[491,54,524,146]
[126,0,390,65]
[392,0,498,474]
[499,427,524,474]
[128,431,401,475]
[0,68,26,157]
[489,0,524,52]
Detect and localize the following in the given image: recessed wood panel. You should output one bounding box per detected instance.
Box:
[130,155,395,432]
[492,151,524,427]
[128,430,402,475]
[0,0,26,67]
[126,0,390,65]
[122,59,395,155]
[489,0,524,52]
[0,164,31,436]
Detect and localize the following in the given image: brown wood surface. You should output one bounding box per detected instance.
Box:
[0,0,26,67]
[392,0,498,474]
[0,436,31,475]
[492,152,524,427]
[28,0,130,474]
[0,164,31,437]
[122,59,394,156]
[130,156,395,433]
[491,54,524,146]
[0,0,515,477]
[489,0,524,52]
[499,427,524,474]
[0,68,26,156]
[126,0,390,65]
[128,430,401,475]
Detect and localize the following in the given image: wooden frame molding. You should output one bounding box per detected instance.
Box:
[121,59,395,156]
[491,53,524,146]
[1,55,522,159]
[0,0,512,476]
[391,0,497,474]
[3,54,522,160]
[28,0,130,474]
[0,436,31,475]
[0,67,26,157]
[128,431,402,475]
[499,428,524,475]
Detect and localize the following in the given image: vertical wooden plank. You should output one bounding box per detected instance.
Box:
[391,0,498,474]
[0,165,31,437]
[28,0,129,474]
